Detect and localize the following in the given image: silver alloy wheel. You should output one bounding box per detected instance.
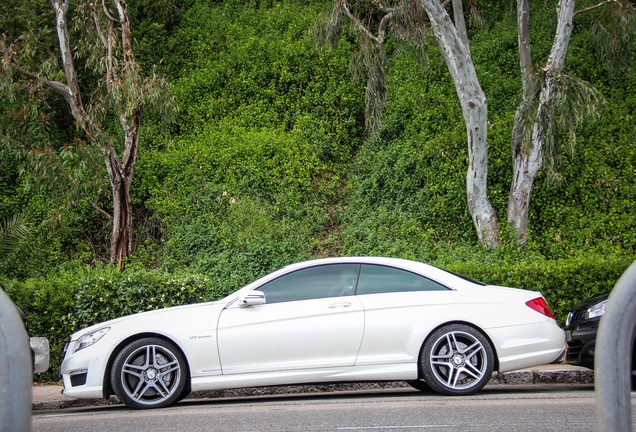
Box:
[120,344,182,406]
[428,330,487,390]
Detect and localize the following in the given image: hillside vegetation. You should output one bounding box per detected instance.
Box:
[1,0,634,379]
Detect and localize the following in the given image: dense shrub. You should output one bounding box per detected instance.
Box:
[165,0,363,145]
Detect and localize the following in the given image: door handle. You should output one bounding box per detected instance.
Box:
[328,302,352,309]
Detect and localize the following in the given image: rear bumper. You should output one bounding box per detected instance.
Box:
[489,320,566,373]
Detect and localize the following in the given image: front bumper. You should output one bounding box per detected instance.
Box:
[565,337,595,369]
[564,318,599,370]
[60,339,114,399]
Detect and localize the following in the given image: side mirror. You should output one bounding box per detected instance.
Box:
[237,290,266,308]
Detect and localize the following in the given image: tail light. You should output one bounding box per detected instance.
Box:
[526,297,555,319]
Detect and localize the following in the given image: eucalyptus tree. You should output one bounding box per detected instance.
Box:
[0,0,174,269]
[317,0,634,247]
[316,0,500,248]
[508,0,633,243]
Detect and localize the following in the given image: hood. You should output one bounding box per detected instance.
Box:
[71,301,217,339]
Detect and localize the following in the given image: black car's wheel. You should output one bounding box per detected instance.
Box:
[111,337,188,409]
[420,324,494,396]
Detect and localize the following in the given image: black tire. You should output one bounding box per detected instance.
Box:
[111,337,188,409]
[420,324,494,396]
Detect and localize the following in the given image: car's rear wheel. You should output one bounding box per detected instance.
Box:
[111,337,187,409]
[420,324,494,395]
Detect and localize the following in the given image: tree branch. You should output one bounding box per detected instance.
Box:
[516,0,533,94]
[114,0,135,65]
[90,2,117,91]
[7,61,79,107]
[50,0,87,121]
[452,0,469,50]
[91,3,109,48]
[120,111,141,175]
[85,196,113,221]
[574,0,616,16]
[371,0,394,13]
[341,1,392,45]
[102,0,116,22]
[378,11,393,40]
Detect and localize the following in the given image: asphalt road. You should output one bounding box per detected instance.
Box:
[32,384,634,432]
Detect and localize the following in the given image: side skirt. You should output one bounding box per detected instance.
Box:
[190,363,418,392]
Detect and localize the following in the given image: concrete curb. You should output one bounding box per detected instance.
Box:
[32,366,594,411]
[489,367,594,385]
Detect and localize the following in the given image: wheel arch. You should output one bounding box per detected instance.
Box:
[102,333,192,399]
[416,320,500,378]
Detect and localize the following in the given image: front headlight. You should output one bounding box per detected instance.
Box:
[585,300,608,320]
[74,327,110,353]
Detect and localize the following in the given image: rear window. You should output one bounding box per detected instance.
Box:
[356,264,449,295]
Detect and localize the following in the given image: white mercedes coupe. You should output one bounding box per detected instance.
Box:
[60,257,565,409]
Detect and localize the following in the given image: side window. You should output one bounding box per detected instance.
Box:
[258,264,360,304]
[357,264,449,295]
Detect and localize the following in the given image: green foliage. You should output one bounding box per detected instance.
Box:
[139,126,324,275]
[341,128,475,253]
[0,77,111,274]
[0,213,28,258]
[585,0,636,72]
[126,0,194,69]
[470,17,524,117]
[0,212,67,278]
[166,0,362,142]
[132,0,364,275]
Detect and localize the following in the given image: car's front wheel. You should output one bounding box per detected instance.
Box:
[111,337,188,409]
[420,324,494,395]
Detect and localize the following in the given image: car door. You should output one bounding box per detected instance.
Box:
[216,263,364,374]
[353,264,456,366]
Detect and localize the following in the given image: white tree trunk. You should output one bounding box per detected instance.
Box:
[51,0,86,121]
[422,0,499,247]
[507,0,576,243]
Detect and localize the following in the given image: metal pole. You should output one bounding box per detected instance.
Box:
[596,260,636,432]
[0,288,32,432]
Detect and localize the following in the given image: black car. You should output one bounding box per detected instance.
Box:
[564,293,636,370]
